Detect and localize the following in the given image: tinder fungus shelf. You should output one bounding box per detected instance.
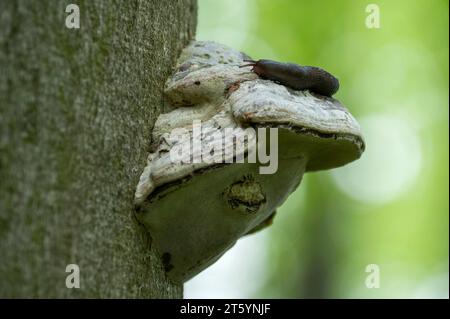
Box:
[134,41,365,283]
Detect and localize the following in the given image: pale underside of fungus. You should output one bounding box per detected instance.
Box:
[135,41,365,283]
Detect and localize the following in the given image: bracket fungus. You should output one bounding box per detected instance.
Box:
[135,41,365,283]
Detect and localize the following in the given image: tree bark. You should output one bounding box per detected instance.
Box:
[0,0,197,298]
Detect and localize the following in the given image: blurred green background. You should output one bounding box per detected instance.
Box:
[185,0,449,298]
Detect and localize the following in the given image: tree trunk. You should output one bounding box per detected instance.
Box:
[0,0,197,298]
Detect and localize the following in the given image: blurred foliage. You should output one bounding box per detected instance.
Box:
[193,0,448,298]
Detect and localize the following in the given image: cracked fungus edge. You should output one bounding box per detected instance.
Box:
[136,123,364,207]
[252,123,366,153]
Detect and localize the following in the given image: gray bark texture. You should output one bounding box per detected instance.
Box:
[0,0,197,298]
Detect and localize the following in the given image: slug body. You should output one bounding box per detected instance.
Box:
[240,59,339,97]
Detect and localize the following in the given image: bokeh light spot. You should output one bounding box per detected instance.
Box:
[332,114,422,204]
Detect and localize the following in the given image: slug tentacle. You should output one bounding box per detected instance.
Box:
[239,63,256,68]
[239,59,257,68]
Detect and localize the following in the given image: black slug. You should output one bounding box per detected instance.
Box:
[240,59,339,97]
